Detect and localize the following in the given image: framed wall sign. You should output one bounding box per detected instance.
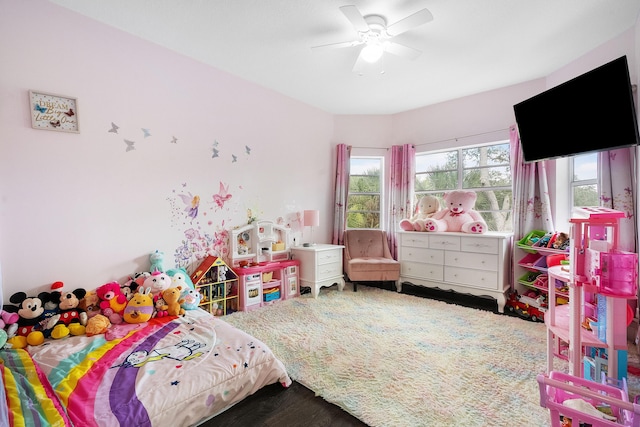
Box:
[29,90,79,133]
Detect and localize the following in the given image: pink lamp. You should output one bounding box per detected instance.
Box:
[303,210,320,247]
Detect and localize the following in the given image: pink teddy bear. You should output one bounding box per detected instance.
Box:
[423,190,486,234]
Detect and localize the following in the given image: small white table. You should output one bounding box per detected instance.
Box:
[291,244,345,298]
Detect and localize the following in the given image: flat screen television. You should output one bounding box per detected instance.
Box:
[513,55,639,163]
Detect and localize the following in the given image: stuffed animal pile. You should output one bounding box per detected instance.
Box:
[422,190,487,234]
[1,251,199,349]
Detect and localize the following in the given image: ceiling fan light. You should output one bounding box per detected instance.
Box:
[361,43,384,63]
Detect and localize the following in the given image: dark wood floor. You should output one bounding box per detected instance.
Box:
[200,281,501,427]
[201,380,368,427]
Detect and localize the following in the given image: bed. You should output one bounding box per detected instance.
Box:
[0,308,291,426]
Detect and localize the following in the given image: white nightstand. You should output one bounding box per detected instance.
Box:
[291,244,345,298]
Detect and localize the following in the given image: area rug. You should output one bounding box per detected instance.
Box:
[224,284,638,427]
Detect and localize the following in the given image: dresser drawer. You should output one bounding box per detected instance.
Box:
[401,261,443,281]
[318,249,341,265]
[429,235,460,251]
[400,233,429,248]
[445,266,498,290]
[401,247,444,264]
[460,236,499,254]
[445,251,498,272]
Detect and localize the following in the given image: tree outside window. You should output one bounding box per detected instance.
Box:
[415,142,513,232]
[347,157,382,229]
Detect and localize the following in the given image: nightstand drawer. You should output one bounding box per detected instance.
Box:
[317,262,342,280]
[318,249,341,265]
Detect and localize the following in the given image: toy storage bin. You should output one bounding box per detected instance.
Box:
[518,252,543,268]
[517,230,548,253]
[537,371,640,427]
[598,251,638,298]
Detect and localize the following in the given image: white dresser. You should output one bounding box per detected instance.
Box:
[397,231,512,312]
[291,244,345,298]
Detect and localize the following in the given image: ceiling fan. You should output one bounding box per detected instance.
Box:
[311,5,434,74]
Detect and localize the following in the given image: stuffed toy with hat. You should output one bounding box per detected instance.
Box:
[423,190,487,234]
[49,283,88,339]
[399,195,440,232]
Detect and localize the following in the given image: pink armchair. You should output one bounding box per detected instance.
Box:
[343,229,401,292]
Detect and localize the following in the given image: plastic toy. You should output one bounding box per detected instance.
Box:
[399,195,440,232]
[423,190,487,233]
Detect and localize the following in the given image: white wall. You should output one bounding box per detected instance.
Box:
[0,1,334,298]
[1,1,638,300]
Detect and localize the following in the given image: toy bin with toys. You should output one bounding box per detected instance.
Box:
[538,371,640,427]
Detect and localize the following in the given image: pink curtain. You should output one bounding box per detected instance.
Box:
[510,125,554,286]
[386,144,415,259]
[332,144,351,245]
[599,147,637,252]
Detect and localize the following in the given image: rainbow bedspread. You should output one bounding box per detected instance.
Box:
[1,309,291,426]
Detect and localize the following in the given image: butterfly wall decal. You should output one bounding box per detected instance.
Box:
[108,122,119,133]
[34,104,47,114]
[212,148,219,158]
[142,128,151,138]
[124,139,135,152]
[171,136,178,144]
[245,146,251,155]
[231,155,237,163]
[64,108,75,117]
[50,120,61,128]
[212,182,232,209]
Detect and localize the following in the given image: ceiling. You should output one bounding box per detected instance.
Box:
[50,0,640,115]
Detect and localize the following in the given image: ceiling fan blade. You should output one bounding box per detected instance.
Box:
[384,41,421,60]
[311,40,362,51]
[339,5,370,33]
[386,8,433,36]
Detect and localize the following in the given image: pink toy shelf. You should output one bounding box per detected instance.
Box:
[538,371,640,427]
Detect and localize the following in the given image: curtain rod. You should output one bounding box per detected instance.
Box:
[415,127,510,148]
[348,127,510,150]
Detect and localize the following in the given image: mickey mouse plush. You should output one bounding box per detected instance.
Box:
[49,281,88,339]
[6,291,49,348]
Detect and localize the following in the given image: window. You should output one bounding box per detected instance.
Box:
[414,142,512,232]
[570,152,599,207]
[347,157,383,229]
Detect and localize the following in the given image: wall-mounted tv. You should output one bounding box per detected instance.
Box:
[513,55,639,163]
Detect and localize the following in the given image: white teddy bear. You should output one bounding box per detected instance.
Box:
[399,195,440,232]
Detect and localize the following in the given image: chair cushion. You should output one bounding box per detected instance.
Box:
[348,257,399,272]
